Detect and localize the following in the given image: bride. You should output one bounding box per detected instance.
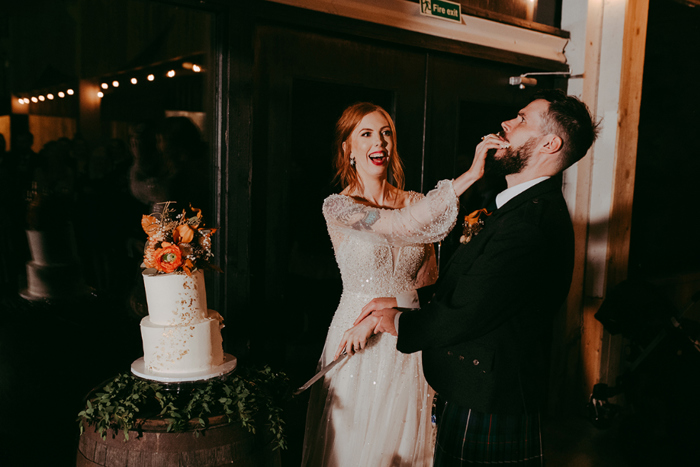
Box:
[301,102,501,466]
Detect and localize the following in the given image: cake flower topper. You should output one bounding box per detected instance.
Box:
[141,202,218,275]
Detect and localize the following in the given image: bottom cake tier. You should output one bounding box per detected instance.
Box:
[139,311,224,375]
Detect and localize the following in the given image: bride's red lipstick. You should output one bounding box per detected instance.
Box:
[369,151,388,166]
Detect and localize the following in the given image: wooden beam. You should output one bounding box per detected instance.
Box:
[606,0,649,286]
[265,0,569,68]
[575,0,604,403]
[598,0,650,388]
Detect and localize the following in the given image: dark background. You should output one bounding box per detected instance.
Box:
[0,0,699,466]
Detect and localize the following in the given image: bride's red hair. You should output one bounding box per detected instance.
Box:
[332,102,405,192]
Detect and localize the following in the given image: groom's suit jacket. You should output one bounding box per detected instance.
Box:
[397,176,575,415]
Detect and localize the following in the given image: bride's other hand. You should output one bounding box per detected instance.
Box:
[355,297,398,325]
[334,315,381,360]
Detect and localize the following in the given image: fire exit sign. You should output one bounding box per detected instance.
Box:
[419,0,461,23]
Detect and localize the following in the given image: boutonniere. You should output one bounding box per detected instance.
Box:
[459,208,491,244]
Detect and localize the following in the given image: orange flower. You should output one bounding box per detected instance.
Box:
[182,258,195,276]
[141,215,160,237]
[464,208,490,226]
[173,224,195,244]
[154,244,183,273]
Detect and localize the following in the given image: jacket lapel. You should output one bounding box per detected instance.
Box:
[440,177,564,274]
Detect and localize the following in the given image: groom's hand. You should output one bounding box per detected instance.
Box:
[371,308,399,336]
[354,297,398,325]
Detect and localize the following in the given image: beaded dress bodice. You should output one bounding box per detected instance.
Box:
[332,234,428,297]
[322,180,459,329]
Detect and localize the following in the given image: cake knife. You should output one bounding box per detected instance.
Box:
[294,350,348,396]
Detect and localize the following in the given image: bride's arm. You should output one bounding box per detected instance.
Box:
[323,135,498,246]
[322,180,458,246]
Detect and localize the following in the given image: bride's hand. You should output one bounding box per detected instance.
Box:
[452,133,509,196]
[334,315,381,360]
[354,297,398,325]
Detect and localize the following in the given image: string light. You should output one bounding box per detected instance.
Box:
[21,58,205,105]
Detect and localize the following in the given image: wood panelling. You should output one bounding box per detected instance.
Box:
[598,0,650,391]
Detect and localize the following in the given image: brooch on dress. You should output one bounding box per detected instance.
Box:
[459,208,491,244]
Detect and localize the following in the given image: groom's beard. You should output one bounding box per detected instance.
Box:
[485,137,537,177]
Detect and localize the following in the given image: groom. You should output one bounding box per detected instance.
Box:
[358,89,599,465]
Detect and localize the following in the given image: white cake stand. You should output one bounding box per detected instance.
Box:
[131,353,237,383]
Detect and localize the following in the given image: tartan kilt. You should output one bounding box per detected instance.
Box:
[433,397,544,466]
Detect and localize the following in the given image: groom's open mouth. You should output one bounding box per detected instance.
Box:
[494,131,511,149]
[369,151,388,166]
[496,131,510,145]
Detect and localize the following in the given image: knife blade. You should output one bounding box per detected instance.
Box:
[294,351,348,396]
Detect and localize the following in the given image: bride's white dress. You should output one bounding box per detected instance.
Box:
[301,180,459,467]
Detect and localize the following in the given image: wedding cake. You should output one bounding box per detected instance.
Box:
[21,225,91,301]
[20,183,90,301]
[131,203,235,382]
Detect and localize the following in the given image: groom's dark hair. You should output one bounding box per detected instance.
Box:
[533,89,600,172]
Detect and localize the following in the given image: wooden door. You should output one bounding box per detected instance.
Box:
[248,24,427,371]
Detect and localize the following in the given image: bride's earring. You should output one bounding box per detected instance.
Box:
[350,157,356,168]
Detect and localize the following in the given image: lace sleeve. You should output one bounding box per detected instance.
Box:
[322,179,459,247]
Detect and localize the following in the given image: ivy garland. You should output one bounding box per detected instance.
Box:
[77,366,290,450]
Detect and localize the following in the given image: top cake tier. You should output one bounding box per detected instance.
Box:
[142,269,208,325]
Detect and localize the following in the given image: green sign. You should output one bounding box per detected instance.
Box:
[419,0,461,23]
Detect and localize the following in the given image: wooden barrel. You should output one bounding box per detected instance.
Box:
[76,414,281,467]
